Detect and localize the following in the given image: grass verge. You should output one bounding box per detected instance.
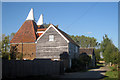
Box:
[104,65,118,79]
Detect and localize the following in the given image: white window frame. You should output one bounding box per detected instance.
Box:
[49,35,54,41]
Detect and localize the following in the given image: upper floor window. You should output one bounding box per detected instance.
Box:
[75,46,78,53]
[49,35,54,41]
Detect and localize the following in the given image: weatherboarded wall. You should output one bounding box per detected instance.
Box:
[2,59,64,78]
[68,42,79,59]
[36,27,68,59]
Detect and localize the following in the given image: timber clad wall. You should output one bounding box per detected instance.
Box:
[36,27,68,59]
[69,42,79,59]
[11,43,36,60]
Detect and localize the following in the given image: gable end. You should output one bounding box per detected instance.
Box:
[36,24,69,43]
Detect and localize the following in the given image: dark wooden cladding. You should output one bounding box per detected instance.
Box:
[36,27,68,59]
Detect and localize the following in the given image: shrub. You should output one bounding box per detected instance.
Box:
[105,65,118,78]
[10,44,18,59]
[2,52,10,59]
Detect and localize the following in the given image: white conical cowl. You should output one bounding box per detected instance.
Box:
[26,8,34,20]
[37,14,43,25]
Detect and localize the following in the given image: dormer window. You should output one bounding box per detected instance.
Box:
[49,35,54,41]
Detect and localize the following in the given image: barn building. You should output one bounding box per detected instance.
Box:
[10,8,79,68]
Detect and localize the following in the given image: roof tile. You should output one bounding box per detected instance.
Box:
[10,20,37,43]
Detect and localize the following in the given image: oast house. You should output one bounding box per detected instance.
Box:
[10,8,80,68]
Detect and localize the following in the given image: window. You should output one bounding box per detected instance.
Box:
[49,35,54,41]
[75,46,78,53]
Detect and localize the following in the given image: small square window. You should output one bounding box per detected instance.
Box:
[49,35,54,41]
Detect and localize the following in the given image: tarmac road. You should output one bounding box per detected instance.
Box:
[58,66,110,79]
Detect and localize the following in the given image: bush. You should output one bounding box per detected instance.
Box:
[2,52,10,59]
[65,58,86,72]
[79,53,91,65]
[10,44,19,59]
[65,53,92,72]
[109,65,117,71]
[105,71,118,78]
[105,65,118,78]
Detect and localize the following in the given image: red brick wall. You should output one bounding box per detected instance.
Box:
[10,43,36,60]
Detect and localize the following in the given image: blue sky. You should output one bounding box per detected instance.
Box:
[2,2,118,47]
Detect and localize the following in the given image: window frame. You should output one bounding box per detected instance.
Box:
[49,35,54,41]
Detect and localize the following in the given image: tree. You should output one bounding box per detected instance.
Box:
[94,48,100,62]
[2,34,10,53]
[1,33,16,59]
[9,32,15,41]
[0,41,2,57]
[70,35,99,48]
[2,34,10,59]
[100,34,118,64]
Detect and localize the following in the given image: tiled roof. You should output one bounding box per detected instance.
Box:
[10,20,37,43]
[55,27,79,46]
[37,28,47,31]
[37,28,47,37]
[37,25,44,28]
[37,33,43,37]
[38,24,50,29]
[79,48,94,55]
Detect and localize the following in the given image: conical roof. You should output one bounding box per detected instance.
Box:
[26,8,34,21]
[10,20,37,43]
[37,14,43,25]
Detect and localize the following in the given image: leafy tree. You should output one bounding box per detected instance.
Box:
[2,34,10,53]
[70,35,99,48]
[9,32,15,41]
[100,34,118,64]
[1,33,16,59]
[94,49,100,62]
[1,34,10,59]
[0,41,2,57]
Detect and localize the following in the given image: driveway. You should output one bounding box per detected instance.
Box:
[58,66,110,79]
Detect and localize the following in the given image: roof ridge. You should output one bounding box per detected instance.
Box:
[55,27,79,46]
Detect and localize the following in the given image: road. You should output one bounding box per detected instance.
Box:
[58,66,110,79]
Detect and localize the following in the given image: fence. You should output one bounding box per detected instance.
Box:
[2,59,64,78]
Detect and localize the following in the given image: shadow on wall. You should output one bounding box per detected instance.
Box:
[60,52,69,60]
